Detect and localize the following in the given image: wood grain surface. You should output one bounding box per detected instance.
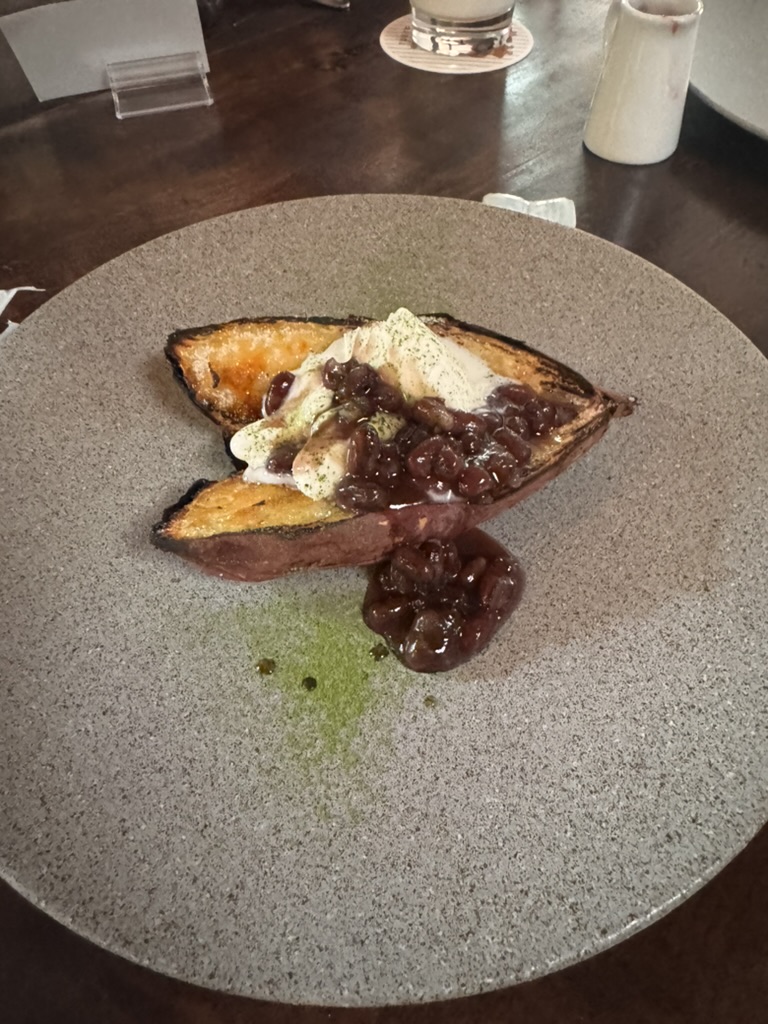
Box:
[1,1,767,1020]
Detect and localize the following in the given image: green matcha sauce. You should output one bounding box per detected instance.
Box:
[231,587,411,772]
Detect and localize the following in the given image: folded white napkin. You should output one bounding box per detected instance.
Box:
[482,193,577,228]
[0,286,43,340]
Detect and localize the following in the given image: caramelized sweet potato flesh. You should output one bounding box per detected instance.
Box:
[166,317,361,434]
[160,477,352,542]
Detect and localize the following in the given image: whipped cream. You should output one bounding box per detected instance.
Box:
[229,308,509,501]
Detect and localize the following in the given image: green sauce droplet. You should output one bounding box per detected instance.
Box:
[302,675,318,691]
[424,694,437,708]
[370,643,389,662]
[257,658,276,676]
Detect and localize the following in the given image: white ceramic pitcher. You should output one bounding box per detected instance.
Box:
[583,0,704,165]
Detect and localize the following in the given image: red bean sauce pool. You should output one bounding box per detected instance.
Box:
[364,532,524,673]
[263,356,576,672]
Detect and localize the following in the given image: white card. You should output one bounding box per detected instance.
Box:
[0,0,209,102]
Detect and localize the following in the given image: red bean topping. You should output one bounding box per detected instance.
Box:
[391,545,436,586]
[406,436,443,479]
[460,432,484,458]
[347,425,373,476]
[525,399,557,436]
[376,560,416,595]
[459,555,487,587]
[457,464,494,499]
[432,441,464,482]
[335,477,388,511]
[363,530,525,672]
[337,396,376,425]
[374,382,403,413]
[411,396,456,432]
[480,410,504,433]
[493,427,532,466]
[263,371,295,417]
[477,558,524,614]
[265,442,300,475]
[485,451,520,490]
[374,445,401,487]
[322,358,347,391]
[402,608,463,673]
[492,382,536,408]
[394,421,429,457]
[363,595,415,640]
[318,355,576,514]
[460,612,497,654]
[346,363,379,396]
[503,412,532,440]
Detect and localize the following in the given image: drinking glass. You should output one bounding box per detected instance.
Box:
[410,0,516,56]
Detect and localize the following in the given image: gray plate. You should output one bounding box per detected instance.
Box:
[690,0,768,140]
[1,195,767,1007]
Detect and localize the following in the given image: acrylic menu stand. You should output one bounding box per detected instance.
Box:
[106,51,212,119]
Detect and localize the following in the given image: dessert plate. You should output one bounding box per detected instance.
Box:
[1,194,767,1006]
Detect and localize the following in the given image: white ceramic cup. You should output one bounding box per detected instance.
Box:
[583,0,704,165]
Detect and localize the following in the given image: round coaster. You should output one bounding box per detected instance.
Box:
[379,14,533,74]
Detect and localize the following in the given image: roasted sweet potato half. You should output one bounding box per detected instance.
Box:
[153,315,633,582]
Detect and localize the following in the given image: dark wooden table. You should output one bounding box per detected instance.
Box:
[2,1,767,1020]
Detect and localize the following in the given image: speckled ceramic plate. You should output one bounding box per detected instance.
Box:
[2,195,767,1007]
[690,0,768,140]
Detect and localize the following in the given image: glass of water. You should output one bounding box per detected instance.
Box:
[410,0,516,56]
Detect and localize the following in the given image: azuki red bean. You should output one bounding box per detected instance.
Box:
[374,382,403,413]
[337,396,376,424]
[460,429,486,457]
[406,436,443,479]
[335,477,388,511]
[494,428,532,466]
[492,382,536,408]
[265,442,300,474]
[411,397,456,433]
[402,608,463,673]
[395,422,430,457]
[392,546,435,586]
[362,427,382,478]
[459,555,487,587]
[263,371,295,416]
[525,399,557,435]
[478,559,522,614]
[485,452,520,489]
[503,412,532,440]
[480,410,504,433]
[432,442,464,482]
[363,595,416,640]
[347,425,371,476]
[346,363,379,396]
[375,449,401,486]
[376,561,415,596]
[460,612,496,653]
[457,465,493,498]
[322,358,346,391]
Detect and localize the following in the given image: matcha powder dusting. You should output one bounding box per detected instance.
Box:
[234,591,405,770]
